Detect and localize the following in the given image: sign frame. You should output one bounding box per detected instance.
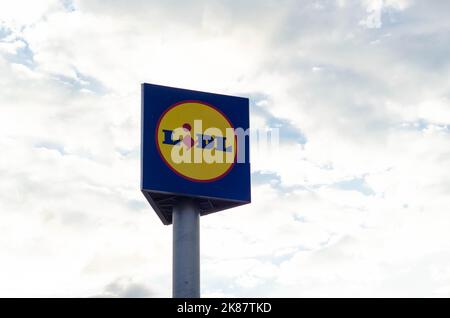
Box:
[141,83,251,225]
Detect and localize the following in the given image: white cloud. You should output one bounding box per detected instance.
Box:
[359,0,412,29]
[1,0,450,297]
[0,0,60,27]
[0,39,25,54]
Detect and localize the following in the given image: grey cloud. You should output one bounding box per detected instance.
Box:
[251,97,307,144]
[94,277,154,298]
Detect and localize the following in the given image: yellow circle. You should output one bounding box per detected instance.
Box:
[156,101,236,182]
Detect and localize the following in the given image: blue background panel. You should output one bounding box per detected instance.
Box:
[141,83,251,224]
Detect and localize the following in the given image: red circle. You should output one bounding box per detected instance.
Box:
[182,123,191,131]
[155,100,237,183]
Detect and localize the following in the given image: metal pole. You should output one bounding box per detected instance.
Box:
[172,198,200,298]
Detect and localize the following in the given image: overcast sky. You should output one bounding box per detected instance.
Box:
[1,0,450,297]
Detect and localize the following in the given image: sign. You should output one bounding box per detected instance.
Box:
[141,83,251,225]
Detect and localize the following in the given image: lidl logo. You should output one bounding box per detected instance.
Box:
[156,100,236,182]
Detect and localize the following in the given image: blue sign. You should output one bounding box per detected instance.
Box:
[141,83,251,224]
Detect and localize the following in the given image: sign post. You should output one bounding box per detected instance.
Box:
[141,83,250,298]
[172,198,200,298]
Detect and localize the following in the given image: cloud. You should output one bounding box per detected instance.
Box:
[1,0,450,297]
[94,277,153,298]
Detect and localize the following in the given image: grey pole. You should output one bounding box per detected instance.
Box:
[172,198,200,298]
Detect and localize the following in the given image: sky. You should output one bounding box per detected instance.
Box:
[1,0,450,297]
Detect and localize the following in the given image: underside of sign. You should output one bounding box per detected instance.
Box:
[141,190,247,225]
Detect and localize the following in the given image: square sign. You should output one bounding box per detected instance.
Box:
[141,83,251,225]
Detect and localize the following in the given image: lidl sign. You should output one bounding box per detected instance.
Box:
[141,83,251,225]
